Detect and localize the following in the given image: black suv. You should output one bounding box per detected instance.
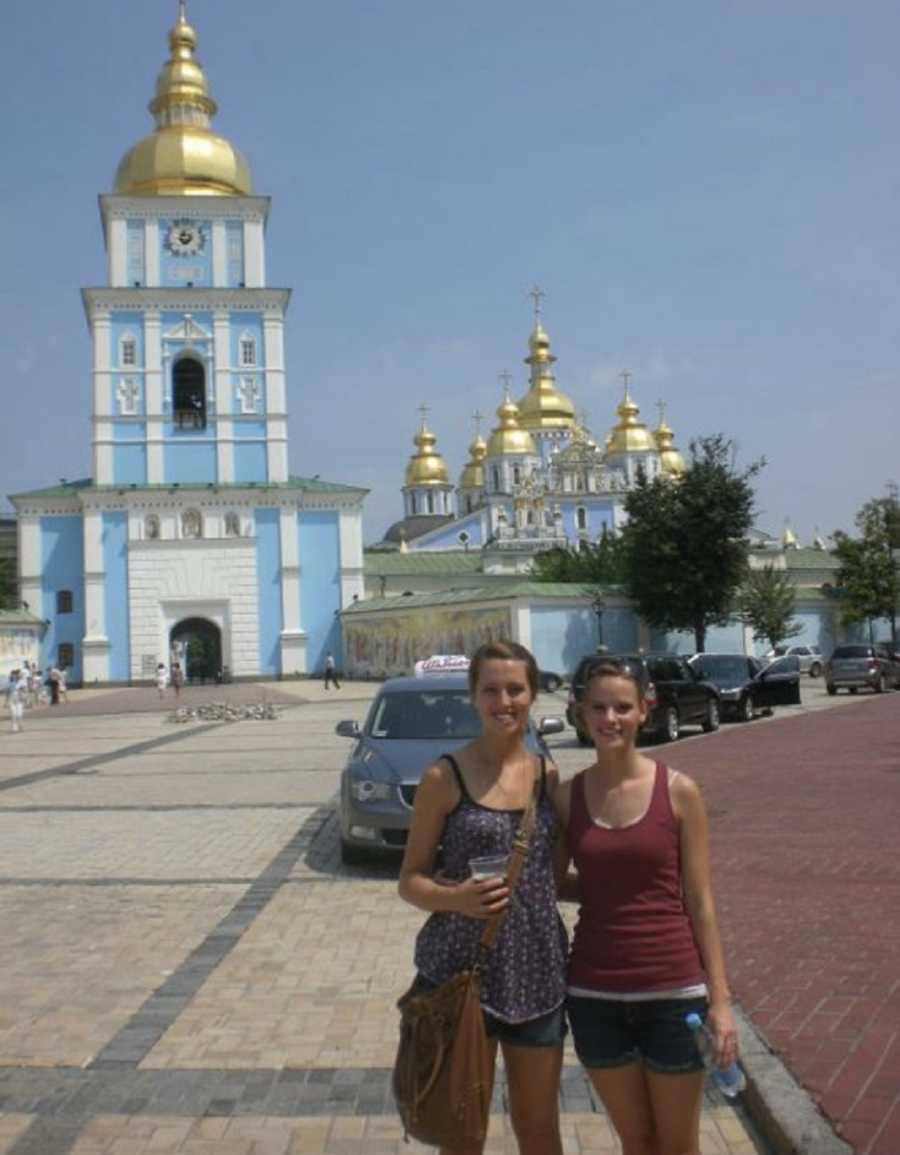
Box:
[566,653,721,744]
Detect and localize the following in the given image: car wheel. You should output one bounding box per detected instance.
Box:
[702,699,720,733]
[849,687,857,694]
[809,662,822,678]
[826,682,836,696]
[876,673,886,694]
[660,707,679,743]
[340,838,371,866]
[738,695,754,723]
[544,675,561,693]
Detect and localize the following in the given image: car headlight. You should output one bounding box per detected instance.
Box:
[719,688,742,699]
[350,779,393,802]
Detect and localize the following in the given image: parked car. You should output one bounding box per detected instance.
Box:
[825,644,900,695]
[335,672,565,862]
[688,653,801,721]
[566,653,721,745]
[763,644,824,678]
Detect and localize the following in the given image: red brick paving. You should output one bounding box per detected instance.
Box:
[666,695,900,1155]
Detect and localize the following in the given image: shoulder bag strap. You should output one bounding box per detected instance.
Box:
[476,763,541,955]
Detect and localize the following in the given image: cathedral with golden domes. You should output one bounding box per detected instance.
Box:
[378,296,686,570]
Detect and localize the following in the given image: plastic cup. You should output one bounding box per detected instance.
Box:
[468,854,509,881]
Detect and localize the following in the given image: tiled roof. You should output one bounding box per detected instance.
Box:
[345,582,599,612]
[10,476,366,499]
[0,609,44,626]
[364,550,484,576]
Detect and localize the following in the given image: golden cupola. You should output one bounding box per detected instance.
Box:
[404,420,450,487]
[516,322,577,431]
[653,403,687,476]
[605,388,656,455]
[459,434,487,490]
[114,2,253,196]
[486,390,537,457]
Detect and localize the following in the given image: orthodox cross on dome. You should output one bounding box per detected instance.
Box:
[528,284,545,323]
[498,369,513,399]
[177,0,188,22]
[619,369,632,397]
[471,409,484,436]
[417,402,431,430]
[656,398,667,425]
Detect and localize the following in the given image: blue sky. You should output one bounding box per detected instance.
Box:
[1,0,898,543]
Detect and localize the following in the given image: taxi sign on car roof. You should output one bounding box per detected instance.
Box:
[414,654,471,677]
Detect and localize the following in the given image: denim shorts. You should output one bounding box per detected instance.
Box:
[566,994,708,1074]
[412,975,566,1049]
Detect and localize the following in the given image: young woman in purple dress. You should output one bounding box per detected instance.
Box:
[398,640,568,1155]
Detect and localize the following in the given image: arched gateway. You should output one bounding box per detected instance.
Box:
[170,618,222,683]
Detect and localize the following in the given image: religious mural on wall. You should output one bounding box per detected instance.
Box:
[0,627,42,672]
[344,606,511,678]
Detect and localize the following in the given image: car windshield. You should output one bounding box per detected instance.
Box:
[832,646,871,659]
[693,656,749,682]
[367,689,482,739]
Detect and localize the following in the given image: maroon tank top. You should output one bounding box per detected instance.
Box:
[567,762,706,993]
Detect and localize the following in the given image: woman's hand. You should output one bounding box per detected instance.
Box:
[448,875,509,919]
[706,1001,739,1068]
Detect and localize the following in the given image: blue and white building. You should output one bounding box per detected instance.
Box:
[10,4,365,684]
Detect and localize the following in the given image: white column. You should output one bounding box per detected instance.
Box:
[509,600,531,649]
[92,313,112,484]
[244,220,265,287]
[81,510,111,683]
[108,218,127,286]
[212,219,227,286]
[145,311,164,483]
[338,509,365,609]
[279,506,307,674]
[214,312,233,483]
[263,295,288,485]
[145,220,160,286]
[266,420,289,484]
[17,516,42,617]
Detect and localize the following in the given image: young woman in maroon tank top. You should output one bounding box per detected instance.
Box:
[554,659,738,1155]
[399,641,569,1155]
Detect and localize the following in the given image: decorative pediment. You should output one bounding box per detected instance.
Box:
[163,314,211,343]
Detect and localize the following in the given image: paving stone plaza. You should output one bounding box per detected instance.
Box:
[0,682,772,1154]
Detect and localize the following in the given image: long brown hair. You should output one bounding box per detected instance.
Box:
[582,658,647,702]
[468,640,539,699]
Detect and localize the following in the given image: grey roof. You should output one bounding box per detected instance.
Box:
[345,582,599,613]
[9,475,366,500]
[379,513,456,546]
[0,609,44,626]
[364,550,484,576]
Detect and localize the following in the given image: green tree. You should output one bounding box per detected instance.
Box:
[741,564,802,649]
[0,557,16,609]
[832,487,900,648]
[530,531,626,585]
[621,435,763,652]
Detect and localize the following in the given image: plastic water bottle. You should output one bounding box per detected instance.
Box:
[685,1012,746,1098]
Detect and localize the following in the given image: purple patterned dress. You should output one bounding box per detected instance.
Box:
[413,755,568,1023]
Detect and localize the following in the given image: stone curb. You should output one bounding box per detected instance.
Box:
[735,1006,853,1155]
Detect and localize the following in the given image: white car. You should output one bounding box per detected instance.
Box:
[763,645,823,677]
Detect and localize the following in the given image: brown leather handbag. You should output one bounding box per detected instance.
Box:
[393,782,539,1147]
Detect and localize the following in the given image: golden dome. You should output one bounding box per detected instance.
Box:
[458,435,487,490]
[114,3,253,196]
[404,422,450,487]
[782,523,798,548]
[486,393,537,457]
[517,322,576,431]
[605,391,657,454]
[653,415,687,476]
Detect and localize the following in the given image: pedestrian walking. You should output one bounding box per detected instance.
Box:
[170,661,183,697]
[58,666,68,703]
[156,662,168,698]
[6,669,26,733]
[48,664,61,706]
[398,640,568,1155]
[554,657,739,1155]
[323,652,340,690]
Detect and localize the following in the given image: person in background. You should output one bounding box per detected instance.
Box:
[170,661,184,697]
[58,665,68,703]
[554,658,738,1155]
[323,652,340,690]
[156,662,168,698]
[48,663,61,706]
[6,669,26,733]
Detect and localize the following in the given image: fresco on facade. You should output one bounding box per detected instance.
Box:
[0,628,41,673]
[344,606,511,678]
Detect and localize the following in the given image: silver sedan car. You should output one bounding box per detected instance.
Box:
[336,673,564,864]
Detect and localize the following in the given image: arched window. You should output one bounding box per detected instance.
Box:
[173,356,206,429]
[239,335,257,367]
[182,509,203,539]
[576,506,587,531]
[492,467,501,491]
[512,465,521,485]
[144,514,160,540]
[410,494,417,514]
[120,334,137,367]
[57,590,73,615]
[224,511,241,537]
[426,491,434,513]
